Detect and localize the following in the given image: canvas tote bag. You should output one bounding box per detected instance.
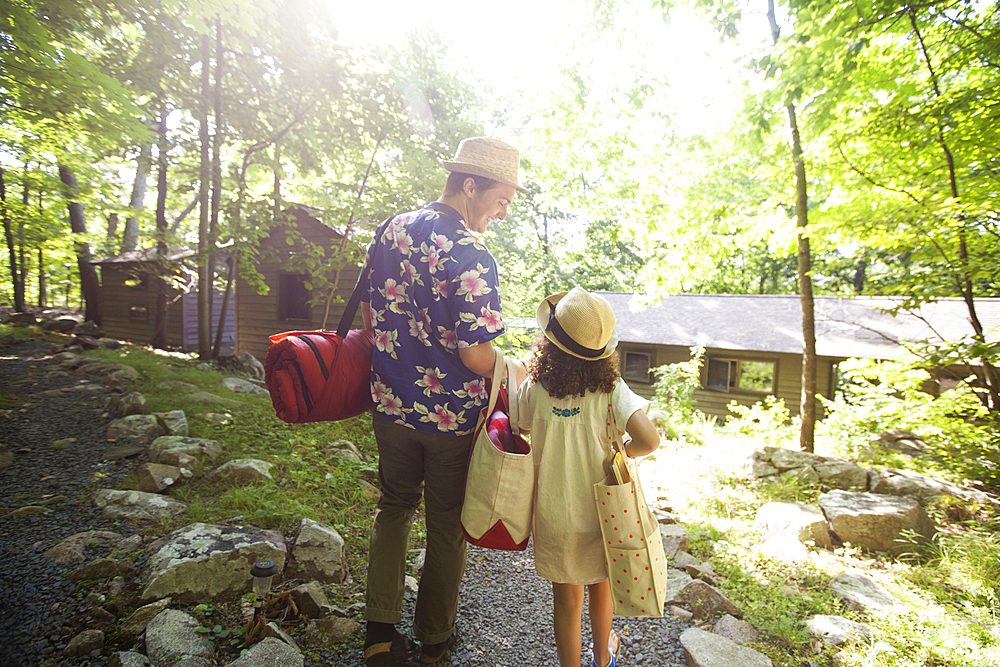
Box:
[593,399,667,617]
[461,349,534,551]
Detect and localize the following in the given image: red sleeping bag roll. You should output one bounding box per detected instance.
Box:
[264,329,374,423]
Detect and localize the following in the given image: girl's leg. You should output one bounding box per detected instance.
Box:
[552,582,585,667]
[587,579,617,667]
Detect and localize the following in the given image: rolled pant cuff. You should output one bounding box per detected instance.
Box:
[363,607,402,625]
[415,626,454,645]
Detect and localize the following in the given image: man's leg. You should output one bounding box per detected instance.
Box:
[412,429,474,647]
[365,416,424,631]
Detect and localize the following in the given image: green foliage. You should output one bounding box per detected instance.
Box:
[724,396,795,447]
[818,358,998,492]
[652,346,704,421]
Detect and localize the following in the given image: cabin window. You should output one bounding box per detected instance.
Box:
[623,351,652,384]
[129,305,149,323]
[706,358,775,393]
[279,273,311,321]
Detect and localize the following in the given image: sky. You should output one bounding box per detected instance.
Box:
[324,0,746,138]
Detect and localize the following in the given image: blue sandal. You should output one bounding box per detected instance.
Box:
[592,629,620,667]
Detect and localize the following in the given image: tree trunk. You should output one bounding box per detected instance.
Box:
[197,32,212,359]
[57,165,102,325]
[1,167,26,312]
[152,99,170,349]
[37,248,46,308]
[208,19,225,357]
[767,0,815,452]
[122,141,152,253]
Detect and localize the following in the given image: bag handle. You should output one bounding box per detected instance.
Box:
[504,356,520,430]
[336,216,394,339]
[483,347,505,418]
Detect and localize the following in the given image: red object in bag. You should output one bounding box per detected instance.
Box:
[264,329,374,423]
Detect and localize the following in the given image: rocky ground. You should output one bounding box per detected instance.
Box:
[0,336,691,667]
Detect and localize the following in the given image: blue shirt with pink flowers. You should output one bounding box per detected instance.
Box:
[364,202,505,435]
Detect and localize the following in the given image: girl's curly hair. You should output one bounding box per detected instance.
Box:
[526,336,620,399]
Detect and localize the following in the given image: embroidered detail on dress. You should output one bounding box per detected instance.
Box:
[552,406,581,418]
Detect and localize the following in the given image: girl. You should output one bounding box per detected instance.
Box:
[517,287,660,667]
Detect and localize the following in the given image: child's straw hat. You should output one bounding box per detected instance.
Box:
[535,287,618,360]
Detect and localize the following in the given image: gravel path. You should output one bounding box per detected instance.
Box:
[0,338,690,667]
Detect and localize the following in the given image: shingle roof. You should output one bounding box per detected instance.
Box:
[595,293,1000,360]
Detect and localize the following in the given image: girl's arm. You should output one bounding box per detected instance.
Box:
[623,408,659,458]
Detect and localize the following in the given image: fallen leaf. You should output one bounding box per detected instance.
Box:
[39,475,55,482]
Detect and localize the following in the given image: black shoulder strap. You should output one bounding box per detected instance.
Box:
[336,216,393,338]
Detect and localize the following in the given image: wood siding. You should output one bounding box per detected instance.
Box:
[617,343,837,421]
[99,265,235,353]
[234,215,364,363]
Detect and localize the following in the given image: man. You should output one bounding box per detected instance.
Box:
[360,137,528,666]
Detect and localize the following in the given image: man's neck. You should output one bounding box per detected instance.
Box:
[436,194,470,227]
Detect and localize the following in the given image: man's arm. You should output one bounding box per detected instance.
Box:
[458,341,496,377]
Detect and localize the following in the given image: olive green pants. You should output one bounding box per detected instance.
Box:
[364,414,474,644]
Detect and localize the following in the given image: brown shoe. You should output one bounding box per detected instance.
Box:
[364,629,419,667]
[420,633,458,664]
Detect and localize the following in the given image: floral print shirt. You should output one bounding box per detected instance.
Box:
[364,202,505,435]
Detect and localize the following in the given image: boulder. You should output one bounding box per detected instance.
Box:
[770,448,823,471]
[236,351,265,381]
[659,524,689,559]
[680,627,773,667]
[107,415,164,442]
[121,598,172,635]
[818,490,935,556]
[779,466,820,486]
[92,489,188,522]
[67,557,126,581]
[289,581,329,619]
[291,518,347,583]
[157,380,200,392]
[664,570,694,605]
[125,463,187,493]
[141,522,286,603]
[208,459,274,484]
[304,617,361,648]
[63,629,104,658]
[829,572,900,611]
[145,609,213,666]
[870,468,993,506]
[814,460,870,491]
[221,377,270,397]
[870,429,927,458]
[109,651,151,667]
[226,637,302,667]
[714,614,761,645]
[111,391,149,417]
[148,436,222,466]
[753,501,832,549]
[805,614,872,646]
[686,580,742,621]
[42,530,123,563]
[155,410,189,437]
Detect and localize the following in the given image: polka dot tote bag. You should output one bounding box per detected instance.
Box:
[593,400,667,617]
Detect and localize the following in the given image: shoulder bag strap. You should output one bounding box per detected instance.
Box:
[336,216,394,338]
[482,348,505,419]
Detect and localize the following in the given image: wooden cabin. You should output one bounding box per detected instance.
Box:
[593,293,1000,421]
[93,248,235,353]
[234,205,366,363]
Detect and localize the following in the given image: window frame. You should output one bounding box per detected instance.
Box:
[704,356,776,394]
[622,350,653,384]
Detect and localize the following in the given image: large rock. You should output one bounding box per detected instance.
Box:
[148,436,222,466]
[291,518,347,583]
[92,489,188,522]
[125,463,187,493]
[686,580,741,621]
[64,629,104,658]
[659,524,689,559]
[818,490,935,556]
[753,501,833,549]
[664,570,694,605]
[207,459,274,484]
[714,614,761,645]
[155,410,189,437]
[814,460,870,491]
[870,468,993,506]
[111,391,149,417]
[304,617,361,648]
[680,627,773,667]
[225,637,302,667]
[829,572,900,611]
[221,377,270,397]
[289,581,329,619]
[805,614,872,646]
[141,523,286,603]
[769,448,823,471]
[43,530,123,563]
[189,391,242,408]
[107,415,164,442]
[145,609,213,666]
[121,598,172,635]
[236,352,265,381]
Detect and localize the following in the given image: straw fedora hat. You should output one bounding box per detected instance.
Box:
[535,287,618,360]
[442,137,528,194]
